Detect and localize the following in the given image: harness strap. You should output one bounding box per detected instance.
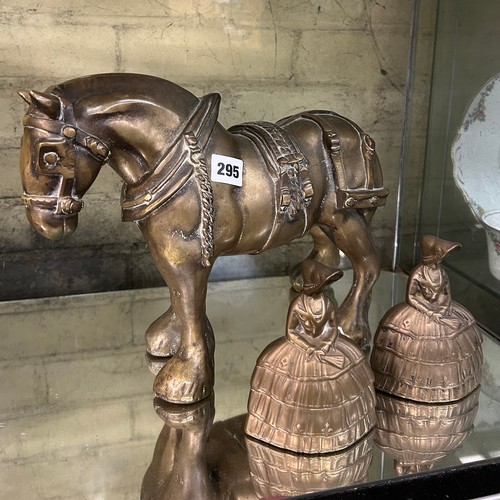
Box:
[298,112,389,210]
[23,115,110,163]
[121,93,221,222]
[22,110,109,217]
[232,121,313,205]
[21,193,84,216]
[229,120,313,253]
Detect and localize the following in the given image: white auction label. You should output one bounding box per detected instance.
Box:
[211,153,243,187]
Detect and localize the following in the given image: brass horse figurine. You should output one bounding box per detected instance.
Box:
[19,73,388,404]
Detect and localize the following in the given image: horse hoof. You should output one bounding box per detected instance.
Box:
[146,335,179,357]
[336,303,371,349]
[145,352,170,375]
[153,393,215,430]
[290,260,310,292]
[155,380,211,404]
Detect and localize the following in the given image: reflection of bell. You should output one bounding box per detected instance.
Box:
[246,432,373,498]
[206,415,257,500]
[375,389,480,475]
[246,260,376,454]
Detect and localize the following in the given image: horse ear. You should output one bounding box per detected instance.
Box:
[18,89,32,105]
[28,90,61,119]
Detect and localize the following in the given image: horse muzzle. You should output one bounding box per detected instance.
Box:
[22,193,82,240]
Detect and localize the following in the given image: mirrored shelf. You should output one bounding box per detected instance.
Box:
[414,0,500,338]
[1,270,499,498]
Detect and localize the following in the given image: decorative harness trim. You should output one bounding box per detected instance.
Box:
[229,121,314,254]
[121,93,221,267]
[297,112,389,210]
[23,115,110,162]
[121,93,220,221]
[186,133,214,267]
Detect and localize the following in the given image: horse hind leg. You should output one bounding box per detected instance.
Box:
[321,208,380,347]
[291,225,340,291]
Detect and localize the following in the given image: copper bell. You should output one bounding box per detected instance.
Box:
[371,235,483,402]
[245,260,376,454]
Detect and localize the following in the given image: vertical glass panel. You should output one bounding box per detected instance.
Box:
[419,0,500,335]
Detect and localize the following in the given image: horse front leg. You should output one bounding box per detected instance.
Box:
[151,261,215,403]
[326,209,380,347]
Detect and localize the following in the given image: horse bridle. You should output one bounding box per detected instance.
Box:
[22,113,110,216]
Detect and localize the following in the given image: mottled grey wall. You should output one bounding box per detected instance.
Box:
[0,0,436,299]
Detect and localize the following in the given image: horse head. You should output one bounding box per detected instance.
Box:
[19,88,109,239]
[19,74,212,240]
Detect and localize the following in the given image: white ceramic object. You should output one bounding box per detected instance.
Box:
[452,73,500,220]
[481,210,500,280]
[452,73,500,280]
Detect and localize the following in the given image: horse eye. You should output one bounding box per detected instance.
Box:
[43,151,60,166]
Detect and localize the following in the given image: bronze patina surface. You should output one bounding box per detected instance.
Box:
[143,392,373,499]
[371,235,483,402]
[19,73,388,403]
[375,389,479,475]
[245,431,373,497]
[246,260,376,453]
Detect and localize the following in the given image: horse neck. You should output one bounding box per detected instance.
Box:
[77,98,194,187]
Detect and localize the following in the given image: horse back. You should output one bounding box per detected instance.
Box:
[279,111,388,211]
[211,119,330,256]
[212,110,388,256]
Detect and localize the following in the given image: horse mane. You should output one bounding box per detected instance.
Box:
[50,73,199,110]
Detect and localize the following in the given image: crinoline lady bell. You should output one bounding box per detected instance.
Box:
[245,260,376,454]
[370,235,483,402]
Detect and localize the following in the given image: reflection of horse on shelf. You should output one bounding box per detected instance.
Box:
[142,395,373,499]
[19,73,388,403]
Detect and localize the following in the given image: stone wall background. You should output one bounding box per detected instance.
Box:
[0,0,436,299]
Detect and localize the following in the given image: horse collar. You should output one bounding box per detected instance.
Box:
[121,93,221,222]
